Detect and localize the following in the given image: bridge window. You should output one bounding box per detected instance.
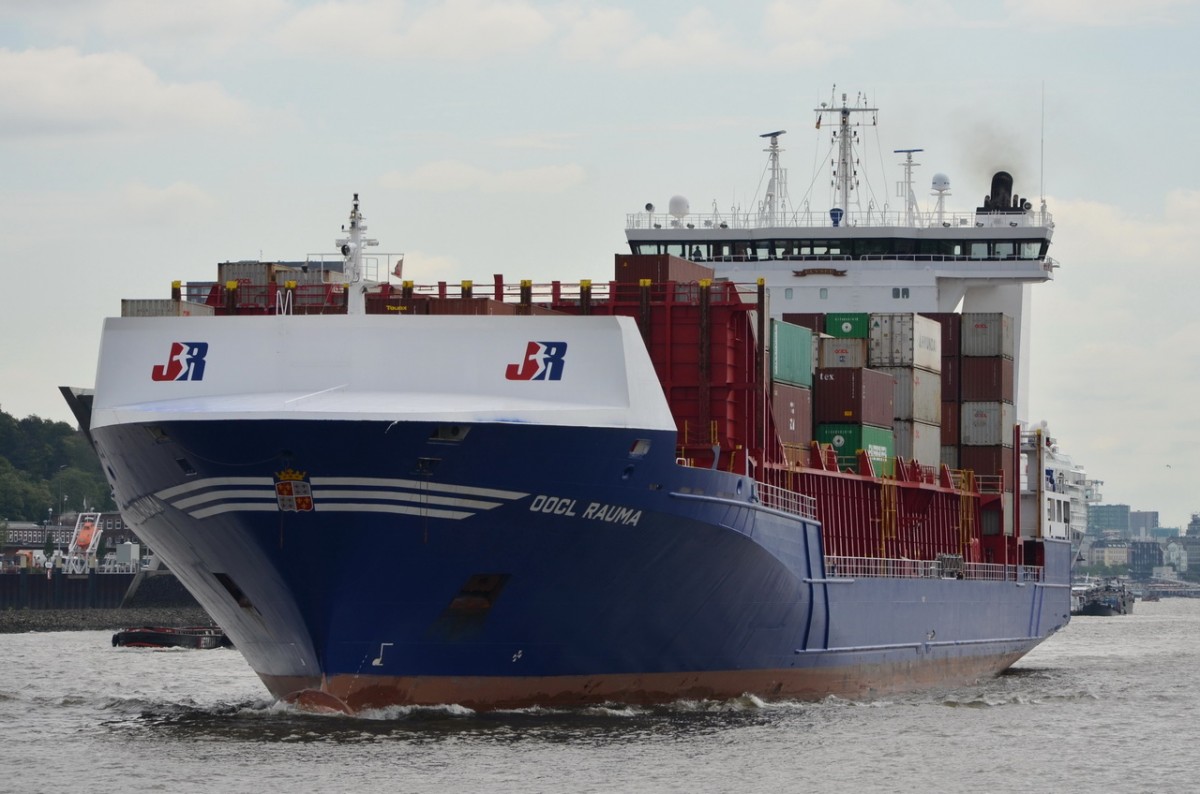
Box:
[993,241,1015,258]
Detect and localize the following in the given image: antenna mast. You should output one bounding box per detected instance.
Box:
[759,130,787,227]
[894,148,923,227]
[336,193,379,316]
[815,89,878,220]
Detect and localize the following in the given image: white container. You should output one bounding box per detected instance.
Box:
[818,337,870,368]
[893,420,941,467]
[961,400,1015,446]
[940,445,959,469]
[875,366,942,424]
[121,299,215,317]
[961,312,1014,358]
[869,313,942,371]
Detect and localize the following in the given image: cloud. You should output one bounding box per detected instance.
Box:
[274,0,554,60]
[1002,0,1189,27]
[8,0,289,57]
[379,159,586,193]
[116,182,220,225]
[0,47,253,139]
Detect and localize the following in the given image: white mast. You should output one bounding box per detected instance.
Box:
[759,130,787,227]
[336,193,378,315]
[894,148,923,227]
[815,90,877,223]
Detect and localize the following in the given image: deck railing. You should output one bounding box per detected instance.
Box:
[825,555,1043,582]
[755,481,818,520]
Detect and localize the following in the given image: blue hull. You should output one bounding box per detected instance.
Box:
[94,418,1071,710]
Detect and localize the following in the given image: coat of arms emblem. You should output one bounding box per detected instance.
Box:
[275,468,314,512]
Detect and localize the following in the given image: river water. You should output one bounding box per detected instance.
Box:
[2,599,1197,793]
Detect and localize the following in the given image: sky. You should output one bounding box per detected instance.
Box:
[2,0,1199,527]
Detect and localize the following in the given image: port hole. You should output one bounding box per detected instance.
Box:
[175,457,197,476]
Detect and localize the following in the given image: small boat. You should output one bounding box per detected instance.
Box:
[1071,579,1134,616]
[112,625,232,649]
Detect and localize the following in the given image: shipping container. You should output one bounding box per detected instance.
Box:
[121,299,216,317]
[868,313,942,371]
[874,366,942,424]
[815,423,895,474]
[613,253,715,283]
[218,261,277,287]
[941,400,961,445]
[960,445,1016,492]
[781,312,825,332]
[961,401,1015,447]
[426,298,519,315]
[818,337,870,368]
[919,312,962,354]
[770,383,813,448]
[940,355,960,401]
[812,368,894,427]
[892,420,941,467]
[961,312,1014,358]
[780,443,811,468]
[940,445,959,470]
[824,312,870,339]
[961,356,1015,402]
[770,320,814,387]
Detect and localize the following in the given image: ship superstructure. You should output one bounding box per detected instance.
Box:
[625,89,1055,421]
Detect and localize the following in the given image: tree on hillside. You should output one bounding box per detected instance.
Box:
[0,409,114,520]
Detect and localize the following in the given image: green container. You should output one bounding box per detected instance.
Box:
[825,312,870,339]
[815,423,895,475]
[771,319,813,387]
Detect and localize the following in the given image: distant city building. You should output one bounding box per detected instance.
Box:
[1163,540,1187,573]
[1129,540,1164,580]
[1089,540,1129,568]
[1189,513,1200,536]
[1151,526,1180,540]
[1130,510,1160,538]
[1089,504,1131,538]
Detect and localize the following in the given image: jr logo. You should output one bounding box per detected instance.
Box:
[151,342,209,382]
[505,341,567,381]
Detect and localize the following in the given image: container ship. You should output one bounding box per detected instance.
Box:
[66,90,1073,713]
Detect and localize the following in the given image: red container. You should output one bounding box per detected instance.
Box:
[941,400,960,445]
[613,254,715,283]
[959,445,1015,492]
[781,312,825,332]
[940,355,960,401]
[771,383,813,448]
[920,312,961,354]
[813,368,894,427]
[961,356,1015,402]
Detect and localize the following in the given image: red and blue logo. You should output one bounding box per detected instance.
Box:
[151,342,209,381]
[505,341,567,381]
